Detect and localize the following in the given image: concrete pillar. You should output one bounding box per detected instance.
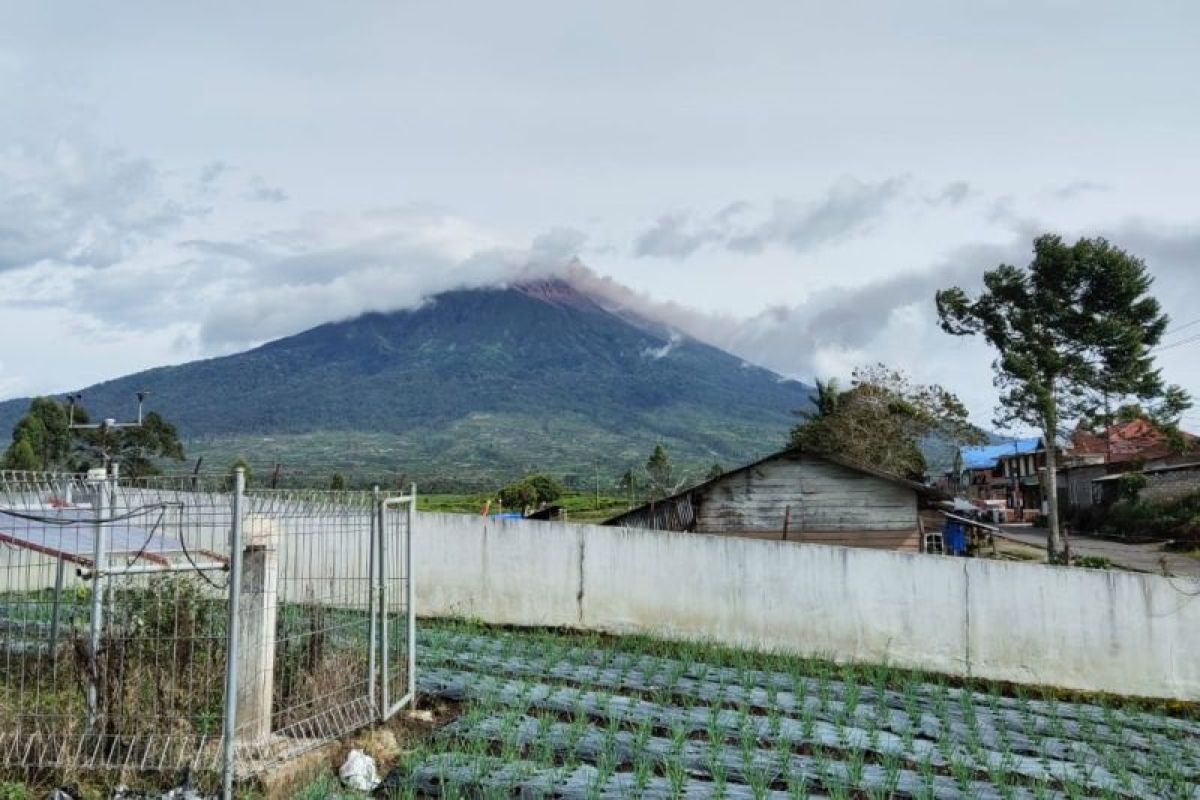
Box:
[235,514,279,742]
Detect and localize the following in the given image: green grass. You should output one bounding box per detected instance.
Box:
[0,782,33,800]
[418,491,633,524]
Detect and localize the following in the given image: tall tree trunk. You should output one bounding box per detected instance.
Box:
[1041,427,1062,558]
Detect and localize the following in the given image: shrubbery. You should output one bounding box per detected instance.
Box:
[497,474,563,511]
[1101,490,1200,542]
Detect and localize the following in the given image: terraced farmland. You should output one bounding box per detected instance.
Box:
[383,623,1200,799]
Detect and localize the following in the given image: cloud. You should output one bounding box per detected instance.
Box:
[1053,180,1109,199]
[590,222,1200,427]
[926,180,974,206]
[634,207,742,258]
[199,161,229,186]
[633,176,909,259]
[4,136,1195,427]
[188,210,576,348]
[0,140,203,272]
[575,239,1010,381]
[243,175,288,203]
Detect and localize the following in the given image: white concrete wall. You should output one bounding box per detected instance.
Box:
[414,512,1200,700]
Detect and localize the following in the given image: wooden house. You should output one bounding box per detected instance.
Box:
[603,446,936,551]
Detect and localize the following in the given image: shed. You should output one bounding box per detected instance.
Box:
[604,446,936,551]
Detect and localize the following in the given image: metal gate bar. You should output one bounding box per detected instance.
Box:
[380,486,416,720]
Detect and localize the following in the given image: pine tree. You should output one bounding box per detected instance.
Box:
[646,444,672,499]
[936,234,1191,557]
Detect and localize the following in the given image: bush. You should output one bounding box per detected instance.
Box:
[1101,489,1200,542]
[1117,472,1148,502]
[497,474,563,511]
[0,783,32,800]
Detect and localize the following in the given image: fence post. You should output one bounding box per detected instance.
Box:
[235,476,279,743]
[368,485,380,717]
[407,483,416,705]
[221,468,245,800]
[379,496,389,716]
[86,467,111,727]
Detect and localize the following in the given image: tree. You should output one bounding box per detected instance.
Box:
[810,378,841,419]
[790,364,982,479]
[27,397,71,466]
[3,396,72,471]
[524,474,563,504]
[113,412,186,477]
[4,397,186,477]
[330,472,347,490]
[6,416,47,470]
[2,437,40,471]
[705,462,724,481]
[497,474,563,512]
[936,234,1191,557]
[618,468,639,506]
[645,444,673,499]
[228,457,254,487]
[70,410,185,478]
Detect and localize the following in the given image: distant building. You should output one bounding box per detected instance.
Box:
[1135,461,1200,505]
[994,437,1051,518]
[603,446,938,552]
[1062,420,1200,510]
[950,438,1044,520]
[954,438,1041,505]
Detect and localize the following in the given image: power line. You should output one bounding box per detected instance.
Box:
[1153,332,1200,353]
[1165,316,1200,336]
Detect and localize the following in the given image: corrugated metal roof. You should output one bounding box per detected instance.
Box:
[604,444,936,528]
[960,438,1042,471]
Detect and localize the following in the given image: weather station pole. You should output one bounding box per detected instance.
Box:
[69,392,149,727]
[86,465,109,726]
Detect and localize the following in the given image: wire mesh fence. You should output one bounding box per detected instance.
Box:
[0,468,414,793]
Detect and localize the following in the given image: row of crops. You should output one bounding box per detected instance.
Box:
[379,623,1200,799]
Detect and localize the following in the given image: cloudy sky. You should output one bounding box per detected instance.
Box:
[2,1,1199,432]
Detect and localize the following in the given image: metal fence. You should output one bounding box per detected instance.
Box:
[0,468,414,795]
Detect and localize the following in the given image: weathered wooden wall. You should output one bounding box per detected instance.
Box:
[692,452,918,550]
[695,528,921,550]
[1061,464,1105,510]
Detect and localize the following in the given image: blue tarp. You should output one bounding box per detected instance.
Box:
[943,520,967,555]
[959,437,1041,471]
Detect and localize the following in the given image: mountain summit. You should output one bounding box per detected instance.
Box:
[0,280,813,484]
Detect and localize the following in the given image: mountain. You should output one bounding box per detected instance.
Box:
[0,280,814,488]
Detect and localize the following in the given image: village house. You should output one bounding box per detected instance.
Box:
[954,438,1041,506]
[994,437,1051,518]
[1061,419,1200,510]
[604,446,938,552]
[951,437,1047,521]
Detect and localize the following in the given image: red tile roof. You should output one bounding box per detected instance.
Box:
[1070,419,1198,464]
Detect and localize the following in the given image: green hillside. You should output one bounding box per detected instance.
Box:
[0,281,814,487]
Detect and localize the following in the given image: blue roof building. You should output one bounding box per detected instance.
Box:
[959,438,1042,472]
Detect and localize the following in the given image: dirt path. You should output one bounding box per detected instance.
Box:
[998,526,1200,578]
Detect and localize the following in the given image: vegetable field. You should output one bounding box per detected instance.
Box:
[385,623,1200,799]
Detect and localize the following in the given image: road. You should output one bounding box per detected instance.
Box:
[998,526,1200,578]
